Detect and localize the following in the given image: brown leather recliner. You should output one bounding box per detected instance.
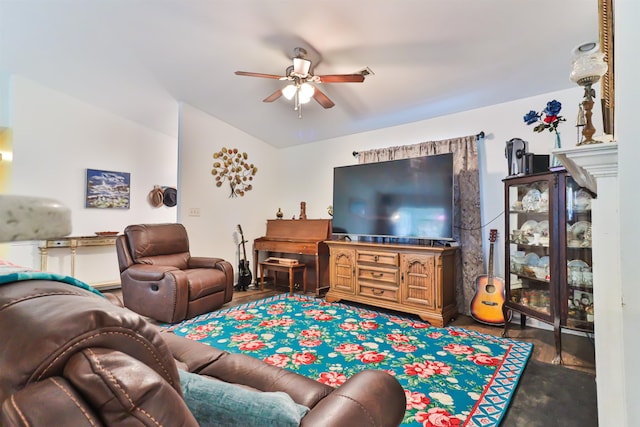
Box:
[116,223,234,323]
[0,280,406,427]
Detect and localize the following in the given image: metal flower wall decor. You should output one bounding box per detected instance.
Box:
[211,147,258,197]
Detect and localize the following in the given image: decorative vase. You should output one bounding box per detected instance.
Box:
[550,132,562,168]
[276,208,283,219]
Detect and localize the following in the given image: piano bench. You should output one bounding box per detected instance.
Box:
[259,261,307,295]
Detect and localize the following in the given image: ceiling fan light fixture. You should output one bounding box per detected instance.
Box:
[299,83,314,99]
[299,94,312,104]
[282,84,297,100]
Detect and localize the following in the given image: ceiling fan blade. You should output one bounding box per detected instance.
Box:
[312,87,335,109]
[262,89,283,103]
[316,74,365,83]
[235,71,285,80]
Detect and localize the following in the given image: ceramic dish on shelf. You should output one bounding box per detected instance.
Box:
[532,265,548,280]
[538,256,550,267]
[539,189,550,212]
[534,220,549,237]
[574,189,593,212]
[569,221,591,244]
[520,220,538,236]
[522,189,542,212]
[524,252,540,266]
[567,259,589,269]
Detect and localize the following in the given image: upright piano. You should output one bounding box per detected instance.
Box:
[253,219,332,295]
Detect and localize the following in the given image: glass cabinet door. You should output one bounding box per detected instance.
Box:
[563,175,594,332]
[506,177,553,322]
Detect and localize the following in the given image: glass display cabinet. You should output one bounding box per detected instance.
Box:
[503,170,594,364]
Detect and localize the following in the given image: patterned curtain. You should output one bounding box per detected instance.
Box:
[357,134,483,315]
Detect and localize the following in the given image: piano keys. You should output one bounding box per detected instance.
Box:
[253,219,331,295]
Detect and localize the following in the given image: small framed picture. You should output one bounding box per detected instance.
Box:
[85,169,130,209]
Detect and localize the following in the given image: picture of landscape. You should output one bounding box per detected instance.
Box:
[85,169,130,209]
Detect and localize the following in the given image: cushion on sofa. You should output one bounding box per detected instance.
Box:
[178,369,310,427]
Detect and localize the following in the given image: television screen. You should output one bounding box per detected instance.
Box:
[332,153,454,241]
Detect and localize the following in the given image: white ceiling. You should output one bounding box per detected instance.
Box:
[0,0,598,148]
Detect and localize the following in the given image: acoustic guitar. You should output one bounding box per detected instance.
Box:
[470,229,509,326]
[236,224,252,291]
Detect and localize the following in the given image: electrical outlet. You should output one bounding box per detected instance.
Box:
[188,208,201,217]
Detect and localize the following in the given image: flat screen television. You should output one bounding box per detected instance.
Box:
[332,153,454,242]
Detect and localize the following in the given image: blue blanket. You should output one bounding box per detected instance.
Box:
[0,262,104,297]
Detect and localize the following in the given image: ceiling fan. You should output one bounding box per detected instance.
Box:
[235,47,367,118]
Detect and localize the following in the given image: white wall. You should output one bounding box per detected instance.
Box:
[2,76,178,284]
[278,87,587,283]
[616,0,639,422]
[177,103,282,272]
[0,69,10,127]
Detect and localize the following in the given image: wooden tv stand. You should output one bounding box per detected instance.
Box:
[325,241,458,327]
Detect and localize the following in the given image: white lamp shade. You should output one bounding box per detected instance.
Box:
[300,83,316,99]
[282,84,297,100]
[570,51,608,84]
[299,94,312,104]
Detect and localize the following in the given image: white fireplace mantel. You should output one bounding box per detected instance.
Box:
[553,142,619,193]
[554,141,623,426]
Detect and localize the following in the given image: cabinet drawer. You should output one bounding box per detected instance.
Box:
[358,266,398,285]
[357,250,398,266]
[359,284,399,302]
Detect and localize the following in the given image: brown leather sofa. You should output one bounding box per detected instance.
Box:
[116,223,234,323]
[0,279,406,426]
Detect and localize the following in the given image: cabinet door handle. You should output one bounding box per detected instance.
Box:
[372,289,384,295]
[374,255,379,262]
[370,272,383,278]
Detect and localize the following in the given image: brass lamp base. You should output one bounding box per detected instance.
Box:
[576,81,603,146]
[577,138,603,146]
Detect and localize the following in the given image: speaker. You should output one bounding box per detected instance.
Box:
[505,138,528,177]
[525,154,550,175]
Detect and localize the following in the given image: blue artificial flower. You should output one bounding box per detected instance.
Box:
[523,100,565,134]
[543,100,562,117]
[523,110,540,125]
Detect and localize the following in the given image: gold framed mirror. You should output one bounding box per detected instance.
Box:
[599,0,614,136]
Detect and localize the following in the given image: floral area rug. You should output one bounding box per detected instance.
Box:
[165,294,532,426]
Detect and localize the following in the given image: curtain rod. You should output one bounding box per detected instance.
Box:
[352,131,485,157]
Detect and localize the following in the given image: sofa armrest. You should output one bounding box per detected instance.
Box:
[120,265,190,323]
[186,258,234,303]
[124,263,180,280]
[103,292,124,307]
[0,377,105,427]
[161,331,333,408]
[161,330,227,371]
[161,332,406,427]
[65,347,199,426]
[300,370,406,427]
[188,256,226,269]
